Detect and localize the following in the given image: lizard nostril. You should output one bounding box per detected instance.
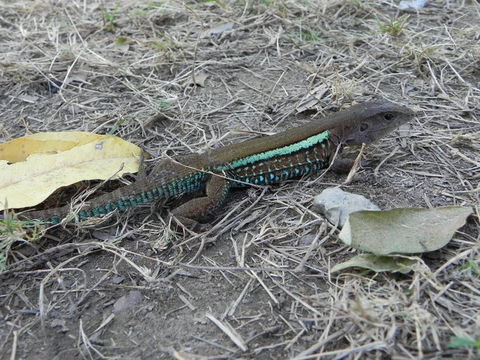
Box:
[384,113,395,120]
[360,123,369,131]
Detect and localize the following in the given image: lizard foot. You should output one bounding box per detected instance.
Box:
[168,214,212,233]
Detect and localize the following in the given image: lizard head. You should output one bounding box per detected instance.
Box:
[339,101,414,145]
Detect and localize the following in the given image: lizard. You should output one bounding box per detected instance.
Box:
[11,100,414,226]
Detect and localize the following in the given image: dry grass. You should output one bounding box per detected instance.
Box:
[1,0,479,359]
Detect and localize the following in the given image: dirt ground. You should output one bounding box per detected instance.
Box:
[1,1,479,359]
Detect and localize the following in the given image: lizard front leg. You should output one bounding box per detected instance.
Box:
[171,173,231,227]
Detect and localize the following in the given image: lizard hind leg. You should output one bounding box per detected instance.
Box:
[170,173,231,229]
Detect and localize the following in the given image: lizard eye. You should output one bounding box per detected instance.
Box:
[384,113,395,120]
[360,123,369,131]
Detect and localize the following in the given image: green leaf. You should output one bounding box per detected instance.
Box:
[448,336,480,349]
[339,206,473,255]
[378,15,410,36]
[115,37,128,45]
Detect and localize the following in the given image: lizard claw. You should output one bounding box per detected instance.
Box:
[168,214,211,233]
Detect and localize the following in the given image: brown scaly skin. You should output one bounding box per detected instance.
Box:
[13,100,414,225]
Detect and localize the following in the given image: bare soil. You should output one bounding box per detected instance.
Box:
[1,1,479,359]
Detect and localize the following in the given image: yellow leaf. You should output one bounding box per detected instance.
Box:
[0,131,108,162]
[0,132,143,210]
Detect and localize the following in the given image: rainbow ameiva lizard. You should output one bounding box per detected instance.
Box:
[13,100,414,225]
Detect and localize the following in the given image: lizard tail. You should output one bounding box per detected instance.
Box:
[16,179,159,225]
